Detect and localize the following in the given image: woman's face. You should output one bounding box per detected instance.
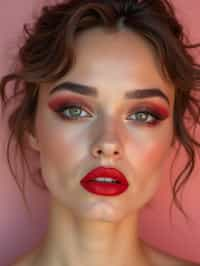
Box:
[28,27,174,222]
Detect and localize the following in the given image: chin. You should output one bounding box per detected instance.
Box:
[74,200,136,223]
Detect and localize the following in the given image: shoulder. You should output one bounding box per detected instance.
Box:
[144,243,199,266]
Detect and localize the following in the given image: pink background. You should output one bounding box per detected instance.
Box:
[0,1,200,265]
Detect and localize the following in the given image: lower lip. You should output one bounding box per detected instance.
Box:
[80,181,128,196]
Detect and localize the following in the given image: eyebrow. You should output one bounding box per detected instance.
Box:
[49,81,170,105]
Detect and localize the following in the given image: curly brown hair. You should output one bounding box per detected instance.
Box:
[0,0,200,216]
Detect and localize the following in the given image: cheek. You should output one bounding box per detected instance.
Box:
[35,119,92,196]
[141,140,169,166]
[126,123,173,174]
[35,111,90,176]
[123,126,173,208]
[36,108,85,152]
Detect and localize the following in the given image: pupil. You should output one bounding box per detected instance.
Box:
[137,112,147,120]
[69,107,81,116]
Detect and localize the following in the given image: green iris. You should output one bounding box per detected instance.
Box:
[68,107,82,117]
[135,112,148,121]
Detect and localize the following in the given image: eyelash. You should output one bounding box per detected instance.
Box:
[55,103,167,126]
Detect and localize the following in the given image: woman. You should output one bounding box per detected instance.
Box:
[1,0,200,265]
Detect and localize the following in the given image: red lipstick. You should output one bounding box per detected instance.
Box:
[80,167,129,196]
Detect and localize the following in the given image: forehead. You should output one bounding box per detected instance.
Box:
[49,27,174,101]
[72,27,163,79]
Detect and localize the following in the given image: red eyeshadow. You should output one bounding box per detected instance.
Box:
[48,95,92,111]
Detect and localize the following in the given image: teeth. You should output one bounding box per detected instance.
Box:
[91,177,119,184]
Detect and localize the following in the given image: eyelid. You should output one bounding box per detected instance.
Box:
[48,97,93,113]
[127,105,169,118]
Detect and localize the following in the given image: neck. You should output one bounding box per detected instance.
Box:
[36,197,149,266]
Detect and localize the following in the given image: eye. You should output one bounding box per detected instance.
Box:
[127,110,164,125]
[56,104,92,120]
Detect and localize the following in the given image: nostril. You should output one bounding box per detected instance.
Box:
[96,150,119,156]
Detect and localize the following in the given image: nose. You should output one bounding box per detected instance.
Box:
[92,143,121,159]
[91,120,123,160]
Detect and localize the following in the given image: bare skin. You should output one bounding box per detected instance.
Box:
[11,28,199,266]
[12,239,199,266]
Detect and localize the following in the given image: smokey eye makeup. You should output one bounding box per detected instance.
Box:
[48,95,92,110]
[48,95,170,126]
[127,105,169,126]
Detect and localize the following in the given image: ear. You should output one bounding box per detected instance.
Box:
[25,131,40,152]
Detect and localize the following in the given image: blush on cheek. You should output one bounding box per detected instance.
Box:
[143,142,170,171]
[48,139,77,163]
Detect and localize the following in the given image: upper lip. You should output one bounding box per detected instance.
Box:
[81,166,129,185]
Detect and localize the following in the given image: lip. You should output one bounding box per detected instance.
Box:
[80,167,129,196]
